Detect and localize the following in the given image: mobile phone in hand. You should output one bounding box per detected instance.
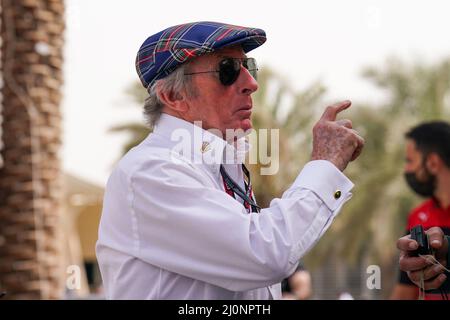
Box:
[410,224,432,256]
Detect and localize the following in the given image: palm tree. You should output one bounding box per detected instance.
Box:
[250,59,450,299]
[109,82,150,156]
[0,0,65,299]
[249,67,326,207]
[306,57,450,297]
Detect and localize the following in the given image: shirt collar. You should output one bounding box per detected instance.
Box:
[152,113,251,172]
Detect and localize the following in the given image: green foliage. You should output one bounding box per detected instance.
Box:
[304,58,450,283]
[249,68,326,207]
[250,59,450,293]
[113,58,450,296]
[109,82,150,155]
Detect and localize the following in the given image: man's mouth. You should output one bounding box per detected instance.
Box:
[236,105,252,113]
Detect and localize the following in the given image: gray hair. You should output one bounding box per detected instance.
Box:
[143,63,195,129]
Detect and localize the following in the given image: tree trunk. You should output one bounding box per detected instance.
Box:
[0,0,65,299]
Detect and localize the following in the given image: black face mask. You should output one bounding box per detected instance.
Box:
[404,168,436,197]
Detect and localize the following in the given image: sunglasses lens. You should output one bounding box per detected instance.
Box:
[219,59,240,86]
[244,58,258,81]
[218,58,258,85]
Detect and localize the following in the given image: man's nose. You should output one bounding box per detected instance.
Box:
[237,66,258,95]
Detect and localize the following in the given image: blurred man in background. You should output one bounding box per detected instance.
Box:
[281,263,312,300]
[391,121,450,300]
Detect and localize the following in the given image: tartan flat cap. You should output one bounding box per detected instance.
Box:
[135,21,266,89]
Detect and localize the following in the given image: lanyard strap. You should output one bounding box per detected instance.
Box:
[220,164,261,213]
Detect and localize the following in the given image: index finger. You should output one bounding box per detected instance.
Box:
[320,100,352,121]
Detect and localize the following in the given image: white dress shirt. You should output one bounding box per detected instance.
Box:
[96,113,354,300]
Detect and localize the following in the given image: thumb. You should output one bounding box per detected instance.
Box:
[320,100,352,122]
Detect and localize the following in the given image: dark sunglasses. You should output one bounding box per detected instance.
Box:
[184,57,258,86]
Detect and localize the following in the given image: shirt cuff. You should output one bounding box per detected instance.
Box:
[291,160,354,211]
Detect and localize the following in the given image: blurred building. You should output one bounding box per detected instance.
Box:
[62,173,103,298]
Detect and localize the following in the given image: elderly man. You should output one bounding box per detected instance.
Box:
[96,21,364,299]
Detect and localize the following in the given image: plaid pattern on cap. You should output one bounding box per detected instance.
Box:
[135,21,266,90]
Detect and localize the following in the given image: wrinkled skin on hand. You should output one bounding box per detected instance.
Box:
[311,100,364,171]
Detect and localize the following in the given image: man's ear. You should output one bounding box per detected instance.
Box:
[426,152,442,174]
[157,87,188,113]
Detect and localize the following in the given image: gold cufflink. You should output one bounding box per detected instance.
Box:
[334,190,341,199]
